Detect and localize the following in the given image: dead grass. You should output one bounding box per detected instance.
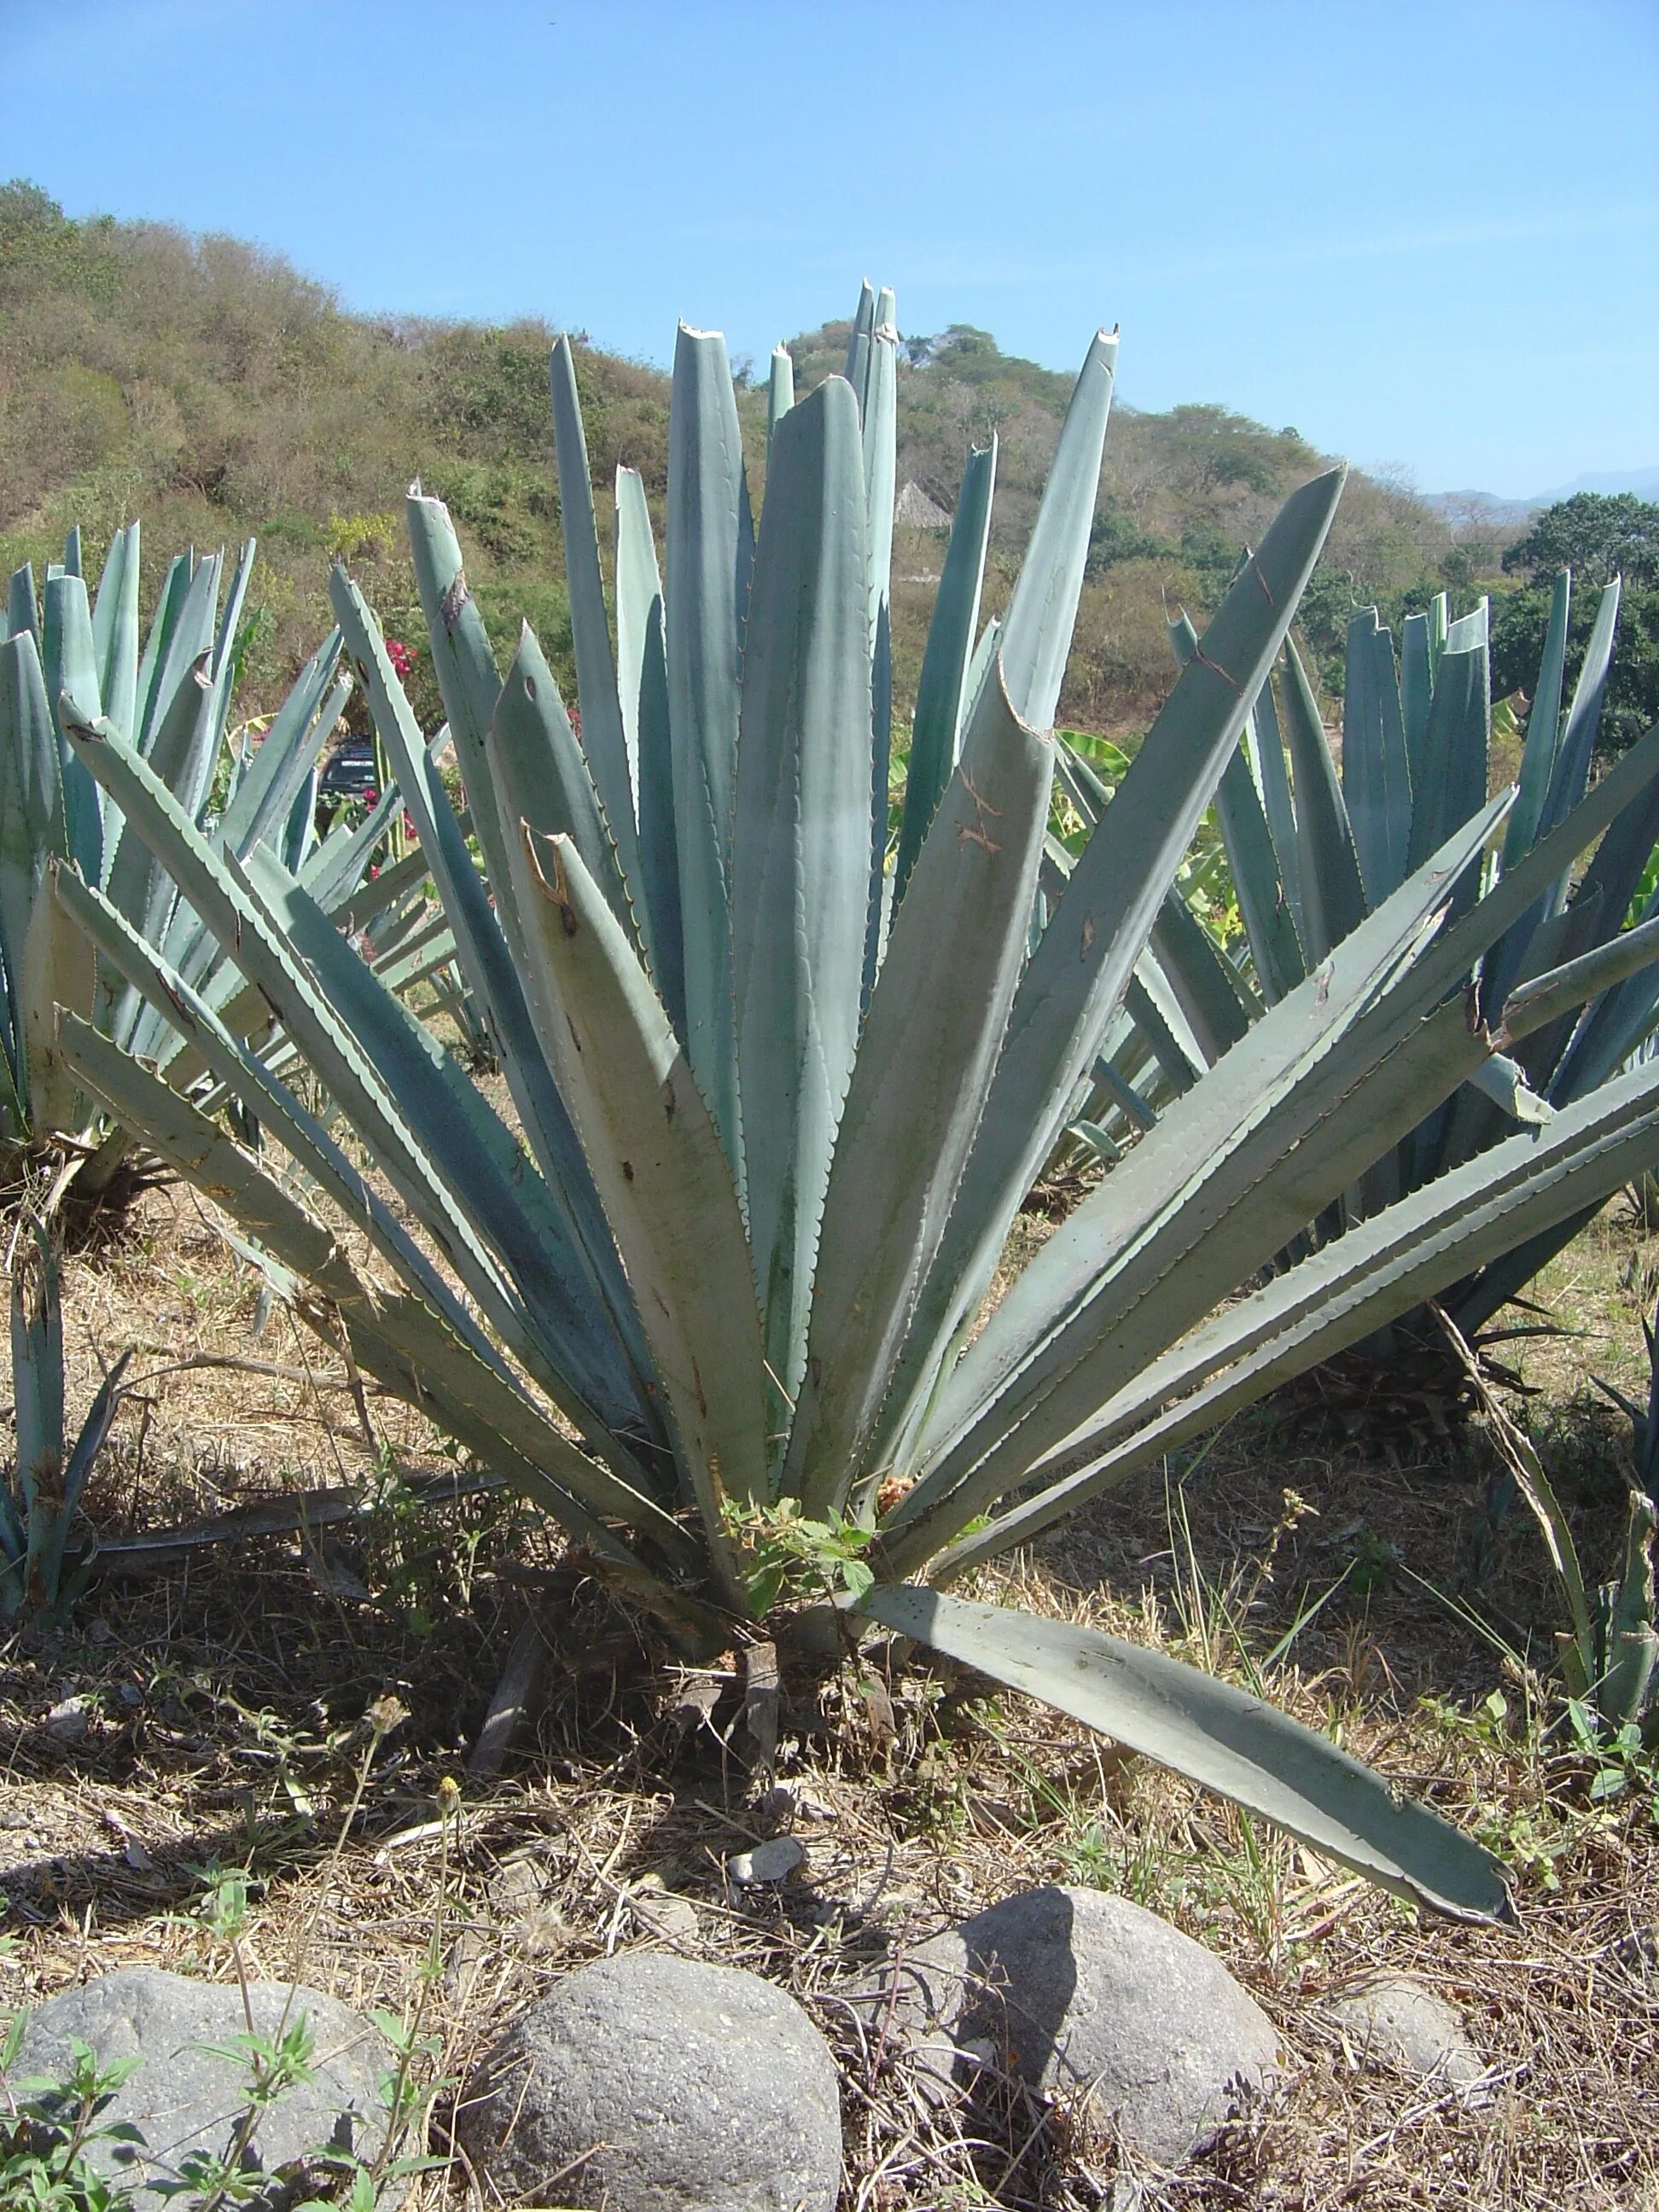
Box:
[1,1179,1656,2209]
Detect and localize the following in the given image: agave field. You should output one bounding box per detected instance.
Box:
[2,282,1658,2208]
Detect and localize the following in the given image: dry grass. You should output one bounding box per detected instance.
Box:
[1,1180,1656,2209]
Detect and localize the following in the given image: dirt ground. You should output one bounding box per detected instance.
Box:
[2,1175,1656,2209]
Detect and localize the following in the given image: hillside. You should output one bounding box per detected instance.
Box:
[0,180,1492,738]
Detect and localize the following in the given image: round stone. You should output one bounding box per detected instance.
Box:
[1325,1974,1484,2089]
[456,1951,841,2210]
[850,1883,1283,2164]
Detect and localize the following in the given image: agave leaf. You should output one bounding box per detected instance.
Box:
[1486,680,1656,1058]
[372,934,461,1000]
[1147,890,1254,1061]
[1249,668,1303,947]
[140,550,221,760]
[1503,571,1572,868]
[1169,609,1301,1002]
[845,278,876,400]
[861,306,899,992]
[1124,966,1202,1093]
[52,1348,131,1598]
[9,1220,63,1548]
[1342,611,1412,905]
[239,844,649,1447]
[766,343,795,457]
[615,466,684,1026]
[330,565,655,1397]
[1452,1205,1604,1340]
[5,564,37,646]
[934,1053,1659,1579]
[128,550,187,764]
[732,375,873,1425]
[294,783,400,913]
[667,323,746,1167]
[1541,579,1622,857]
[55,858,509,1377]
[205,539,256,765]
[217,632,345,860]
[1279,636,1367,960]
[863,469,1346,1484]
[513,827,767,1570]
[1407,635,1488,889]
[785,662,1054,1516]
[20,865,95,1134]
[61,705,643,1435]
[924,736,1659,1528]
[328,841,439,938]
[1552,941,1659,1107]
[104,650,212,943]
[1569,776,1659,958]
[959,613,1004,737]
[41,572,103,883]
[1400,610,1433,789]
[489,623,633,935]
[1502,870,1659,1107]
[90,521,142,746]
[895,439,998,905]
[0,633,67,1074]
[997,330,1118,731]
[550,336,646,905]
[403,493,511,832]
[1466,1051,1553,1124]
[864,1585,1508,1922]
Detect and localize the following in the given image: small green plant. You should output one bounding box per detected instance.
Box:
[1563,1697,1659,1814]
[168,2019,317,2212]
[720,1494,876,1615]
[0,2011,146,2212]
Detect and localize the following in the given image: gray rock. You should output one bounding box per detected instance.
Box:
[6,1967,395,2212]
[457,1952,841,2210]
[1325,1976,1484,2089]
[851,1884,1281,2166]
[727,1837,805,1885]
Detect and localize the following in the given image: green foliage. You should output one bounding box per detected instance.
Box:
[721,1496,876,1614]
[0,2011,145,2212]
[1504,492,1659,590]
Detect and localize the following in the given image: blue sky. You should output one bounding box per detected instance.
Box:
[7,0,1656,497]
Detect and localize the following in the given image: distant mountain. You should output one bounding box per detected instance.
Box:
[1426,466,1659,522]
[1527,467,1659,506]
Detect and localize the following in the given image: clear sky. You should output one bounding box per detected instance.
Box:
[7,0,1656,498]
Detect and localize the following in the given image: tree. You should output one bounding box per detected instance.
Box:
[1503,492,1659,590]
